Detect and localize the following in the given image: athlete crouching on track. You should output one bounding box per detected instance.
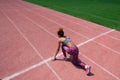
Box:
[53,28,91,75]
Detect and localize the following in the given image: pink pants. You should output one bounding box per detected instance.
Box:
[62,45,86,68]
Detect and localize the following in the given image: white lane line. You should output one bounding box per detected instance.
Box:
[1,9,61,80]
[77,30,114,47]
[94,41,120,55]
[2,60,48,80]
[77,29,120,55]
[106,35,120,41]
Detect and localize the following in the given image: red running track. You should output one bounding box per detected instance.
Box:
[0,0,120,80]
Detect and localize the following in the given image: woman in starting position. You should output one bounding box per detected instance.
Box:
[53,28,91,75]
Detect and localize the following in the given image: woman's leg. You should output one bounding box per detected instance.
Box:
[72,54,86,69]
[72,54,91,75]
[71,47,91,75]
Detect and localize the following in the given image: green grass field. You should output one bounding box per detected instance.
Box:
[24,0,120,31]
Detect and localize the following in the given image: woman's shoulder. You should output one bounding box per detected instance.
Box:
[66,36,71,40]
[59,37,66,42]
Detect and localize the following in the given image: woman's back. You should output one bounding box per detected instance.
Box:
[59,37,76,47]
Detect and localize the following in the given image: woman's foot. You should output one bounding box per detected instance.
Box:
[85,65,91,75]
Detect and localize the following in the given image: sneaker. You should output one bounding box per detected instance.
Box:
[86,66,91,75]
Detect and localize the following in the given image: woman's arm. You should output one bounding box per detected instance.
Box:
[53,41,61,60]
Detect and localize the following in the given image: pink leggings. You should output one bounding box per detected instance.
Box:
[62,45,86,68]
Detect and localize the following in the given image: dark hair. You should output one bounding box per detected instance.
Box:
[57,28,64,37]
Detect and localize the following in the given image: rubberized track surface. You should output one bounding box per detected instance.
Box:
[0,0,120,80]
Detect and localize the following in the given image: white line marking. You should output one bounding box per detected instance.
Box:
[106,35,120,41]
[1,9,61,80]
[76,29,120,55]
[2,61,47,80]
[76,29,114,46]
[94,41,120,55]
